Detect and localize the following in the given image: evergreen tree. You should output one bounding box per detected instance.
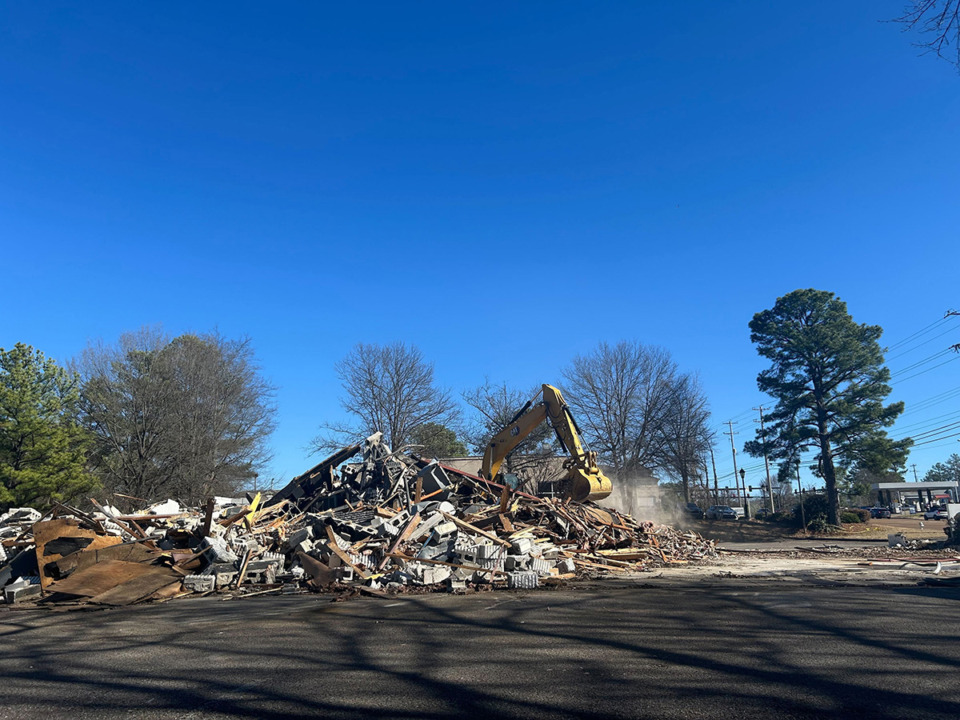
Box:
[408,422,468,459]
[745,290,908,525]
[0,343,98,511]
[923,454,960,484]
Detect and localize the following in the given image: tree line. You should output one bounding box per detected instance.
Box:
[1,288,929,523]
[0,331,713,512]
[315,339,714,498]
[0,328,275,511]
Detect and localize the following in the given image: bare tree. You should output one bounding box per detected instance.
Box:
[658,373,712,502]
[318,342,457,452]
[77,328,276,506]
[160,334,277,501]
[462,379,555,490]
[894,1,960,71]
[561,341,679,479]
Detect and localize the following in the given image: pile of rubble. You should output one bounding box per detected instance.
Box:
[0,433,717,607]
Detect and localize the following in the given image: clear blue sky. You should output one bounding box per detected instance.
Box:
[2,2,958,492]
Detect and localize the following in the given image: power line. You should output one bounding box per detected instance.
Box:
[889,348,953,377]
[887,324,960,361]
[892,355,960,384]
[887,315,954,351]
[911,431,960,447]
[906,419,960,441]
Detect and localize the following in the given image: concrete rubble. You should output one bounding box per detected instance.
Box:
[0,433,718,607]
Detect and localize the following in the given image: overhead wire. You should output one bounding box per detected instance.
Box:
[886,315,953,351]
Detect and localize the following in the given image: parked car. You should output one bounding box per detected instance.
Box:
[706,505,739,521]
[681,502,704,519]
[870,507,891,519]
[924,507,947,520]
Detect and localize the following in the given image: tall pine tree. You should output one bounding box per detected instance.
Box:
[745,290,909,525]
[0,343,98,510]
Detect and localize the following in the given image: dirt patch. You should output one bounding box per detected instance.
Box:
[674,516,951,544]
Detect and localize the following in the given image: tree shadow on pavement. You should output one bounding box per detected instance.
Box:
[1,582,959,719]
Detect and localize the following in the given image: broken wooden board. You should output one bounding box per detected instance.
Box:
[47,559,180,605]
[33,519,123,591]
[52,541,160,580]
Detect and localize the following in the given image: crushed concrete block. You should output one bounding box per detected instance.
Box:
[507,571,538,589]
[4,577,41,604]
[529,557,554,576]
[476,543,500,560]
[183,574,216,593]
[541,545,560,560]
[412,513,446,541]
[477,557,505,571]
[511,538,533,555]
[234,537,263,555]
[888,533,908,548]
[418,540,454,561]
[447,578,467,592]
[201,536,238,563]
[202,563,239,588]
[421,565,452,585]
[0,507,42,525]
[504,555,529,571]
[556,558,576,574]
[452,567,473,581]
[434,521,458,539]
[284,527,314,550]
[295,539,315,555]
[148,499,181,515]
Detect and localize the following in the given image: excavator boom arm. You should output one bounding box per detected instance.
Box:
[480,384,612,502]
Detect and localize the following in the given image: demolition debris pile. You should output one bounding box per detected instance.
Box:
[0,434,717,606]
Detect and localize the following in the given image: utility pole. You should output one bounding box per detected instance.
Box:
[796,461,807,535]
[709,446,720,505]
[724,421,741,505]
[911,464,919,482]
[754,406,776,513]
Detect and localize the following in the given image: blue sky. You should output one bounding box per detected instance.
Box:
[2,2,958,492]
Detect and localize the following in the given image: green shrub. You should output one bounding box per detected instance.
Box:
[840,511,861,524]
[795,494,830,523]
[848,508,871,523]
[806,515,839,534]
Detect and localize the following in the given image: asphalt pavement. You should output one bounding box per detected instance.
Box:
[2,579,959,719]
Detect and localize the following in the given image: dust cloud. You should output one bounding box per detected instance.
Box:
[597,477,675,525]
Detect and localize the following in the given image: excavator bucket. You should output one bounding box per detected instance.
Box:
[567,468,613,503]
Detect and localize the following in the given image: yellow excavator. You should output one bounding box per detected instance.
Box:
[479,384,613,503]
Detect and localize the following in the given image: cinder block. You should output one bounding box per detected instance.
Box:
[556,558,576,574]
[476,543,500,560]
[421,565,451,585]
[337,566,355,582]
[507,571,538,590]
[504,555,529,571]
[296,539,315,555]
[477,557,504,571]
[541,545,560,560]
[529,557,554,576]
[284,526,313,550]
[510,538,533,555]
[201,536,238,563]
[183,574,216,593]
[4,578,41,604]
